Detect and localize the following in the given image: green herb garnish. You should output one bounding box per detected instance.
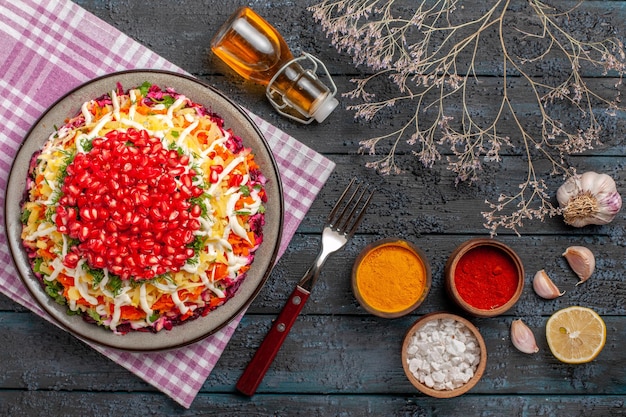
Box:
[20,209,31,225]
[80,137,93,152]
[192,235,205,251]
[107,274,124,297]
[44,280,66,306]
[239,185,251,197]
[45,206,55,223]
[33,257,44,275]
[139,81,152,96]
[162,95,176,107]
[55,149,77,184]
[83,263,105,287]
[86,308,104,325]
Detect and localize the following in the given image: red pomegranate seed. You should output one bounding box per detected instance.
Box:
[188,219,201,230]
[180,173,193,188]
[92,256,106,269]
[168,166,185,176]
[209,165,223,183]
[228,174,243,188]
[63,252,79,269]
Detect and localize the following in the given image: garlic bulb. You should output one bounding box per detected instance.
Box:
[563,246,595,286]
[556,171,622,227]
[511,319,539,354]
[532,270,565,299]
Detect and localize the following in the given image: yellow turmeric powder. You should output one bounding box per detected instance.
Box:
[355,241,427,314]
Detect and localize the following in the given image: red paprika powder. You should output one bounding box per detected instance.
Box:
[454,245,519,310]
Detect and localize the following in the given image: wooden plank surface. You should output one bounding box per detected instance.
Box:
[2,0,626,415]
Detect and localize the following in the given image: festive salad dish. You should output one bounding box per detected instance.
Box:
[20,82,267,334]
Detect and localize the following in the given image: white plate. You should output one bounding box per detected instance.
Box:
[5,70,284,351]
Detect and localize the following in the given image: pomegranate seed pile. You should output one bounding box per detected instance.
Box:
[20,83,267,334]
[56,128,203,281]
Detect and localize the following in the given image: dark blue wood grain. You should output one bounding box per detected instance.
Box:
[2,0,626,415]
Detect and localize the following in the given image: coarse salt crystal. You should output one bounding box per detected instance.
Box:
[432,371,445,383]
[446,338,466,356]
[405,318,481,391]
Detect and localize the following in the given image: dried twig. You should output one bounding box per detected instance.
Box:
[309,0,625,235]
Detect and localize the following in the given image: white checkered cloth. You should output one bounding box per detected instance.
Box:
[0,0,335,408]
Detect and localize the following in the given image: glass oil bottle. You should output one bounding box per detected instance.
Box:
[211,7,338,124]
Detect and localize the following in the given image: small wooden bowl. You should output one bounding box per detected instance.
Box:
[352,238,431,319]
[402,312,487,398]
[444,238,524,318]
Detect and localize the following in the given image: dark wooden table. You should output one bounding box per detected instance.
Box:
[2,1,625,415]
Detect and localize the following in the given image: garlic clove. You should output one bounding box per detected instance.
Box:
[511,319,539,354]
[532,269,565,299]
[562,246,595,286]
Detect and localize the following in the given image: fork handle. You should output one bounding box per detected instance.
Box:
[236,285,311,396]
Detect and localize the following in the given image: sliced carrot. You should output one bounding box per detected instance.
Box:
[76,297,99,307]
[178,286,203,302]
[228,231,255,250]
[209,296,225,309]
[197,131,209,144]
[247,231,256,246]
[119,305,146,321]
[211,263,229,280]
[38,247,56,261]
[56,273,74,288]
[235,195,256,211]
[151,294,174,311]
[179,309,194,321]
[245,153,259,170]
[229,235,250,256]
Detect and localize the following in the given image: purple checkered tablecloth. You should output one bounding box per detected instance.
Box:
[0,0,335,408]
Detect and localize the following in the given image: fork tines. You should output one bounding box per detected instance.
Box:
[327,178,375,236]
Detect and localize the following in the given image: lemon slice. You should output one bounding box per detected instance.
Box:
[546,306,606,364]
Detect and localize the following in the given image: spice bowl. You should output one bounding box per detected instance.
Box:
[445,238,524,318]
[352,238,431,319]
[402,312,487,398]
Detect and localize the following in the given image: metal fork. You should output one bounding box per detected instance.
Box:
[236,178,374,396]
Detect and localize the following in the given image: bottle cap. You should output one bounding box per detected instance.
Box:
[313,94,339,123]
